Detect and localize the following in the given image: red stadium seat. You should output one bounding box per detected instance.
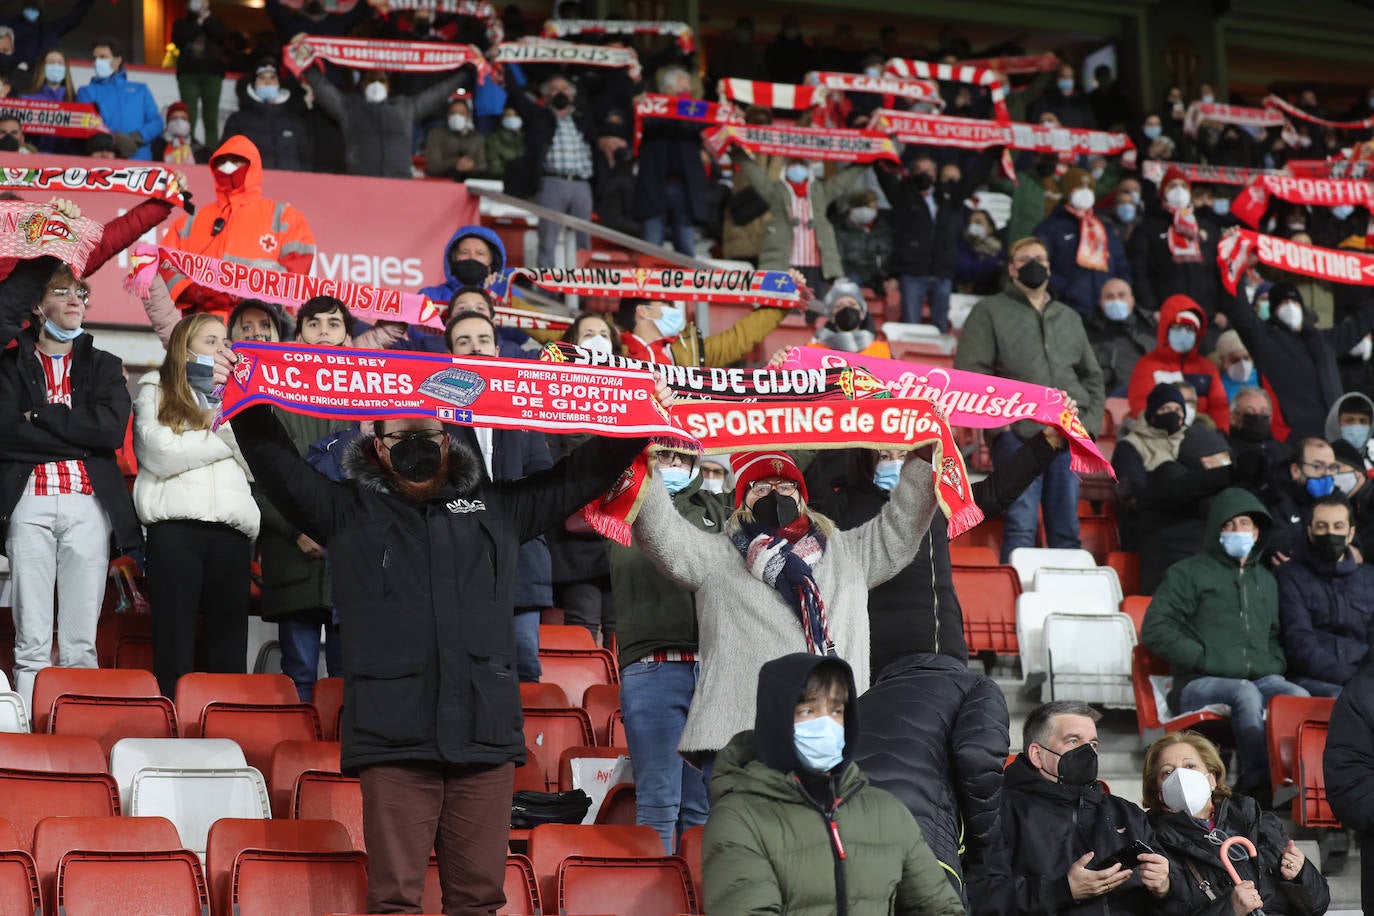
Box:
[519,682,570,708]
[522,708,594,791]
[581,684,621,746]
[952,564,1021,655]
[1121,596,1150,636]
[268,741,341,818]
[174,673,298,739]
[46,696,177,756]
[292,772,364,853]
[1131,646,1228,742]
[57,850,207,916]
[33,815,182,916]
[558,855,696,916]
[1078,516,1120,565]
[311,677,343,742]
[539,625,598,650]
[30,667,164,734]
[206,818,353,916]
[595,783,638,825]
[95,614,154,672]
[0,849,40,916]
[677,824,704,906]
[1296,720,1339,828]
[1106,551,1140,597]
[515,745,546,794]
[0,734,106,774]
[949,515,1003,558]
[1267,696,1336,806]
[0,818,20,850]
[0,771,120,852]
[230,849,367,916]
[948,545,998,566]
[527,824,664,910]
[200,702,322,774]
[608,710,627,747]
[537,649,618,707]
[502,853,541,915]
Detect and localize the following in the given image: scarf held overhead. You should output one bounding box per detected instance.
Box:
[500,266,801,306]
[782,345,1112,476]
[1229,174,1374,228]
[871,110,1135,160]
[882,58,1010,124]
[124,243,446,329]
[0,201,103,273]
[0,97,106,138]
[1142,160,1284,187]
[717,78,826,110]
[703,123,899,164]
[633,93,743,152]
[1264,94,1374,132]
[956,52,1059,75]
[0,164,191,210]
[807,72,943,105]
[490,40,641,77]
[1182,101,1284,138]
[283,35,490,79]
[542,19,695,53]
[1218,227,1374,295]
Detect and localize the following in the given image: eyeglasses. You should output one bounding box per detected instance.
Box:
[1301,461,1341,475]
[48,287,90,302]
[380,431,445,447]
[654,451,694,468]
[749,480,799,497]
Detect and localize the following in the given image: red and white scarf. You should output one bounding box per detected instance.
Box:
[542,19,694,54]
[0,201,104,274]
[703,123,899,164]
[1218,228,1374,295]
[871,109,1134,160]
[956,52,1059,75]
[1230,175,1374,228]
[283,34,490,79]
[1182,101,1283,138]
[1069,204,1109,272]
[1142,160,1283,187]
[27,349,91,498]
[1165,202,1203,263]
[0,164,191,210]
[806,71,943,106]
[883,58,1009,124]
[500,265,801,307]
[1264,94,1374,132]
[717,78,825,110]
[0,97,106,138]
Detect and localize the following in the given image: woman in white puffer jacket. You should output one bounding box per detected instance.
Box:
[134,313,259,696]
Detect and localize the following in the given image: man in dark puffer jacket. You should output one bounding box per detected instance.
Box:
[854,653,1011,916]
[1324,650,1374,909]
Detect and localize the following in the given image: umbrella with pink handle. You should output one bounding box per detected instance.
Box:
[1220,835,1266,916]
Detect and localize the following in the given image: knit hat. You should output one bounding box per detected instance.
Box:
[1269,282,1304,308]
[1161,165,1189,191]
[731,451,808,508]
[1179,427,1231,469]
[1171,310,1201,329]
[1146,383,1186,420]
[166,100,190,121]
[821,278,866,318]
[1215,329,1246,360]
[1061,166,1094,192]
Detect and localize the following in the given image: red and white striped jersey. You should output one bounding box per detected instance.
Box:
[786,184,820,268]
[25,348,91,497]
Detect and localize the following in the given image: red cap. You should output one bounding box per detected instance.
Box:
[1161,165,1189,191]
[167,100,190,120]
[731,451,807,508]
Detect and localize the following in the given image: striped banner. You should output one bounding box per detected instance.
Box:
[883,58,1009,124]
[807,71,943,106]
[717,78,825,110]
[541,19,694,53]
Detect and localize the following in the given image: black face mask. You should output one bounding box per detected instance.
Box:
[1041,743,1099,786]
[1149,411,1183,435]
[551,91,572,111]
[910,171,934,191]
[0,135,19,153]
[751,491,799,529]
[938,179,960,197]
[833,306,862,332]
[1016,259,1049,290]
[1312,533,1348,563]
[450,257,489,287]
[1235,412,1272,442]
[387,435,445,484]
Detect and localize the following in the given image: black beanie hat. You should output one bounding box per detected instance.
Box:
[1146,383,1186,420]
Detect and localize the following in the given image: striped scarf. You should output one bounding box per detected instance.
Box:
[731,517,835,656]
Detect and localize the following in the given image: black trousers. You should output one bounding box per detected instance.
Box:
[146,520,252,697]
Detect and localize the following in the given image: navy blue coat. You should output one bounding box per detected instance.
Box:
[1275,539,1374,687]
[1034,204,1131,319]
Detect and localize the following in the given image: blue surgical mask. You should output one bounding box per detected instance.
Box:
[1306,475,1336,498]
[872,458,902,492]
[22,6,39,21]
[1168,327,1197,354]
[864,66,881,78]
[652,305,686,339]
[785,163,811,184]
[256,83,280,102]
[1257,299,1270,321]
[44,319,84,342]
[1342,424,1371,450]
[93,58,114,79]
[1219,530,1256,560]
[1334,205,1356,221]
[1103,298,1130,322]
[660,466,692,495]
[1115,202,1137,223]
[44,63,65,84]
[1057,78,1075,94]
[1143,124,1162,140]
[793,715,845,772]
[1213,198,1230,216]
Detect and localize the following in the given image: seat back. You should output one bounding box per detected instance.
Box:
[207,817,352,916]
[33,815,181,915]
[1296,720,1339,828]
[527,824,664,910]
[515,745,546,793]
[0,734,106,774]
[268,741,341,818]
[1105,551,1140,597]
[0,850,40,916]
[230,850,367,916]
[128,768,271,857]
[0,693,28,735]
[558,855,696,916]
[46,696,177,756]
[678,824,704,906]
[174,673,297,739]
[1130,646,1228,741]
[1008,547,1097,587]
[594,783,638,825]
[948,546,998,566]
[581,683,621,746]
[501,854,540,916]
[292,772,364,852]
[539,625,597,650]
[1077,515,1120,564]
[535,650,618,707]
[952,564,1021,655]
[1030,567,1122,607]
[57,849,207,916]
[199,702,322,774]
[0,771,120,852]
[521,708,594,791]
[310,677,344,742]
[1121,595,1150,636]
[519,682,570,708]
[95,614,154,672]
[1016,592,1116,677]
[1043,613,1136,707]
[109,738,246,807]
[1267,696,1337,797]
[30,667,161,735]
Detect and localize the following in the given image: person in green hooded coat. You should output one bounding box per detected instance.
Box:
[701,652,966,916]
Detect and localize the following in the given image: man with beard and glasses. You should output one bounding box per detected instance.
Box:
[1000,702,1177,916]
[226,366,674,916]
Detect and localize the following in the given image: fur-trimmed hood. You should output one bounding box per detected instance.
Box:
[341,432,486,498]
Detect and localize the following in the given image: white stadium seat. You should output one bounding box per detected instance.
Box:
[1017,591,1117,679]
[1009,547,1097,588]
[1043,613,1137,708]
[128,767,270,857]
[110,737,247,808]
[1032,566,1123,608]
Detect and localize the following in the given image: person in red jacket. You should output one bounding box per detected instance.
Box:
[1128,294,1230,431]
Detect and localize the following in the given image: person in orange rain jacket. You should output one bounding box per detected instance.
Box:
[1128,293,1230,432]
[159,135,315,322]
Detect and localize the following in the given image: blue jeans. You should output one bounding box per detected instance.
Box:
[1294,677,1343,698]
[991,431,1080,563]
[1179,674,1310,789]
[514,610,541,683]
[278,612,341,702]
[619,660,710,853]
[898,275,953,331]
[642,180,696,256]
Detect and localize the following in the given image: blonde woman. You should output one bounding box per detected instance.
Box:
[134,314,259,695]
[1141,731,1328,916]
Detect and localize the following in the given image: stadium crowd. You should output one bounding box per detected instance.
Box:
[6,1,1374,915]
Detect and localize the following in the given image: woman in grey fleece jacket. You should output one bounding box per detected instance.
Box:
[632,453,936,763]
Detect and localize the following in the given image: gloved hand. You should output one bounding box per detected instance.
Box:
[112,131,143,158]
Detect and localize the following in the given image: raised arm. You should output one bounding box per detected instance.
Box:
[84,198,174,278]
[501,433,647,543]
[413,72,469,122]
[140,275,180,347]
[303,68,346,124]
[701,306,788,367]
[632,465,735,591]
[839,455,936,589]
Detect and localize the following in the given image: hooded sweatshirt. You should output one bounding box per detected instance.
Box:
[159,136,317,318]
[702,653,965,916]
[1323,391,1374,466]
[1141,487,1285,708]
[1127,295,1229,431]
[404,226,533,356]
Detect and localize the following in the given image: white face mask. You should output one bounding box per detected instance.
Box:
[502,115,522,131]
[1069,188,1095,211]
[1225,358,1254,382]
[1161,766,1213,816]
[216,159,242,175]
[168,119,191,138]
[700,477,725,494]
[1353,337,1374,362]
[579,334,613,355]
[848,206,876,225]
[1277,301,1304,332]
[1184,404,1196,428]
[364,82,388,104]
[1165,186,1191,209]
[968,222,988,240]
[448,113,469,132]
